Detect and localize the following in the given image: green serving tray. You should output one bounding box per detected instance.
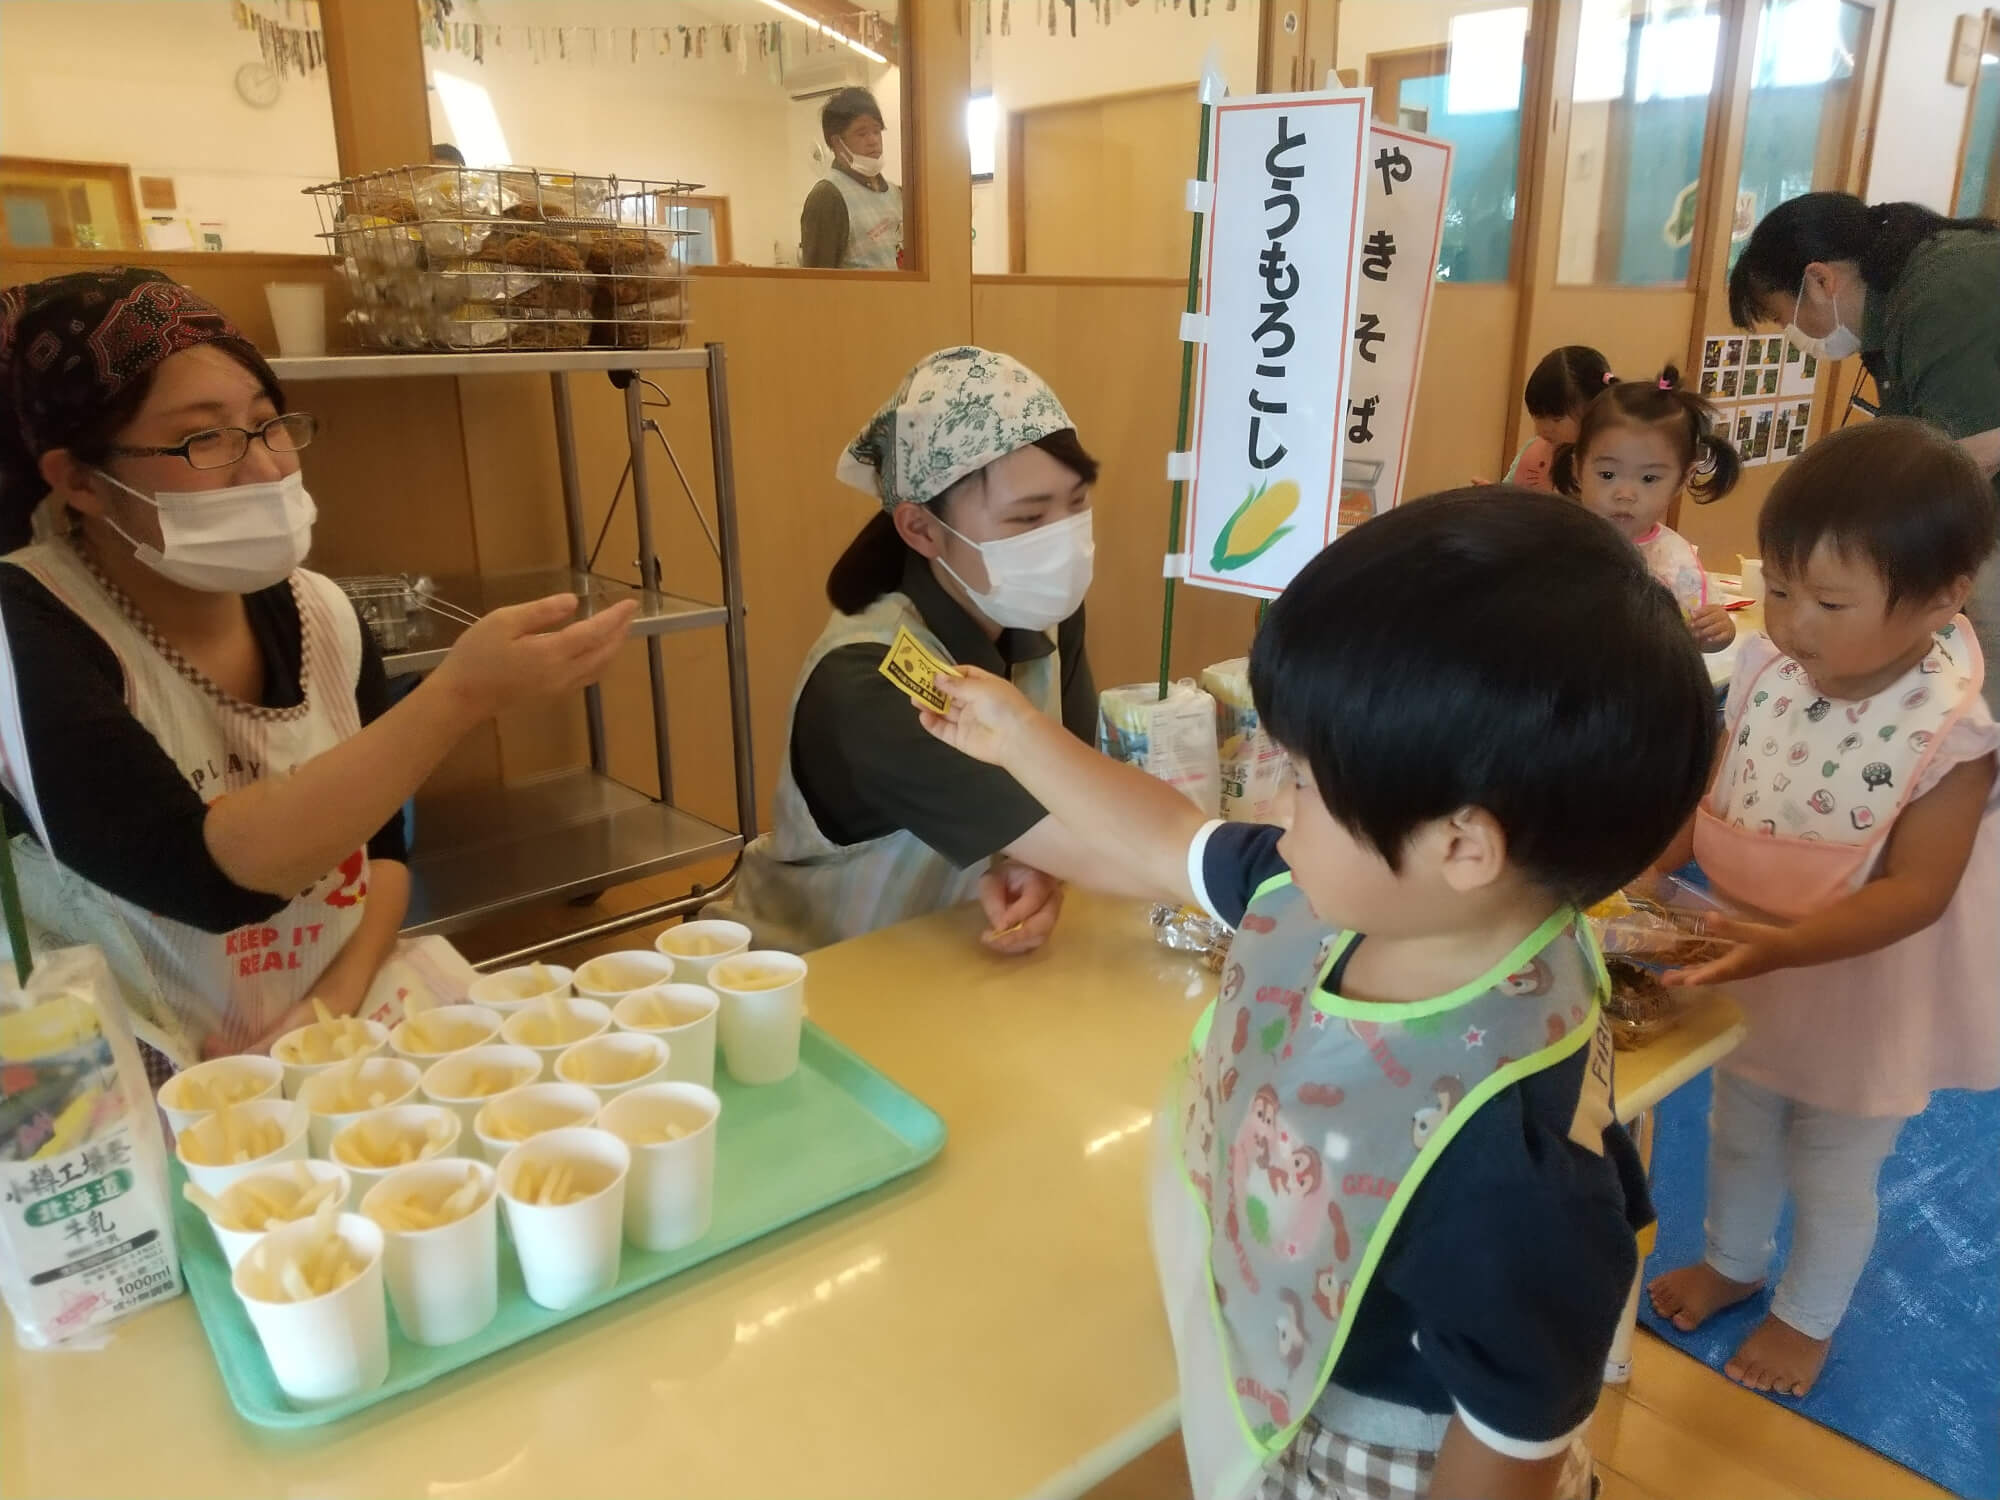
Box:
[173,1023,945,1429]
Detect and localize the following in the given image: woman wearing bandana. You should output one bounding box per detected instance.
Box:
[710,347,1113,954]
[0,269,634,1075]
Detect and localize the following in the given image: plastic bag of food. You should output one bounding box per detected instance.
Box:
[1586,872,1739,970]
[1098,681,1222,818]
[0,943,183,1346]
[1198,657,1288,823]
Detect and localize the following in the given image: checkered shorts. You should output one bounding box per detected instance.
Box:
[1255,1418,1596,1500]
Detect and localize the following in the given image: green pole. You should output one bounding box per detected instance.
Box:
[1157,94,1214,699]
[0,831,31,985]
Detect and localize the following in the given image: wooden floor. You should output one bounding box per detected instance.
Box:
[1082,1331,1953,1500]
[480,881,1954,1500]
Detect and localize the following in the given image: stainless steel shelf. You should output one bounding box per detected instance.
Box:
[383,567,725,677]
[403,769,742,937]
[270,349,711,381]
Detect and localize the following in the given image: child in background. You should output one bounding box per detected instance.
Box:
[1504,345,1614,491]
[1553,367,1741,654]
[918,492,1717,1500]
[1649,419,2000,1397]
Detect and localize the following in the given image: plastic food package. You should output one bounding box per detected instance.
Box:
[1151,905,1232,972]
[1198,657,1288,823]
[0,944,183,1346]
[1097,681,1222,818]
[1586,873,1739,970]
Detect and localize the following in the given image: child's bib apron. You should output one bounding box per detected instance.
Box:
[1152,877,1610,1500]
[1694,621,2000,1114]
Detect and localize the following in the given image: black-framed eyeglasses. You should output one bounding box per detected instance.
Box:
[107,411,318,471]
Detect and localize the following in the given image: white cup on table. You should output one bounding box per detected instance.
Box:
[297,1058,423,1158]
[329,1103,462,1209]
[156,1054,283,1139]
[500,997,613,1077]
[361,1157,499,1347]
[653,920,750,987]
[387,1003,503,1066]
[554,1031,670,1104]
[176,1098,310,1198]
[596,1082,720,1253]
[709,952,807,1085]
[467,963,574,1017]
[471,1081,601,1166]
[420,1045,544,1140]
[571,950,677,1001]
[232,1212,388,1406]
[496,1126,630,1311]
[270,1017,389,1100]
[1739,556,1765,601]
[196,1158,351,1270]
[613,984,718,1089]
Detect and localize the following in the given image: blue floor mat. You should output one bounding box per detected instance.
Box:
[1638,1071,2000,1499]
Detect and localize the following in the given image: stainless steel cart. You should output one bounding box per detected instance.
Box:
[271,346,755,966]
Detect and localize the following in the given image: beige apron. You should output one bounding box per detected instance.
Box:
[709,592,1057,952]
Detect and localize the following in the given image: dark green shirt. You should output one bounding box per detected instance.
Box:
[1860,227,2000,495]
[789,554,1096,867]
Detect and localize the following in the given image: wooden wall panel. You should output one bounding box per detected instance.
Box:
[1405,283,1522,495]
[970,277,1259,686]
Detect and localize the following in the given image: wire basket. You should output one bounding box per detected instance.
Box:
[304,165,699,354]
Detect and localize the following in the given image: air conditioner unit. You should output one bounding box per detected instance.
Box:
[785,48,872,97]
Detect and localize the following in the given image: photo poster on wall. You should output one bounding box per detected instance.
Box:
[1745,403,1778,467]
[1703,331,1814,464]
[1780,338,1819,397]
[1181,90,1370,600]
[1343,124,1452,527]
[1786,397,1813,457]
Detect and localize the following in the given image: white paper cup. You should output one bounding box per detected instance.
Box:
[500,998,613,1077]
[387,1003,503,1065]
[467,963,574,1016]
[596,1083,720,1254]
[496,1127,630,1311]
[1739,556,1765,600]
[297,1058,424,1157]
[196,1158,351,1270]
[157,1054,283,1138]
[612,984,718,1089]
[471,1082,601,1166]
[361,1158,499,1347]
[554,1032,670,1103]
[270,1018,389,1100]
[653,920,750,986]
[709,952,807,1086]
[571,950,677,1000]
[177,1098,310,1197]
[264,282,327,358]
[233,1212,388,1406]
[420,1045,544,1138]
[329,1104,462,1209]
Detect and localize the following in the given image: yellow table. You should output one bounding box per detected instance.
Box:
[0,894,1741,1500]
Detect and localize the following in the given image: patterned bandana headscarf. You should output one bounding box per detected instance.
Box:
[0,267,280,534]
[836,346,1074,509]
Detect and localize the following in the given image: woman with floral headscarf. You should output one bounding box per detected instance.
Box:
[0,268,634,1074]
[709,346,1122,954]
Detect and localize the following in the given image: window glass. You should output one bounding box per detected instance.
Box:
[421,1,907,271]
[1335,3,1533,283]
[1955,16,2000,219]
[1556,0,1723,285]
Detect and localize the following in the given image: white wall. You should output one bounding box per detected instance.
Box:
[972,0,1261,273]
[0,0,339,253]
[1864,0,1971,210]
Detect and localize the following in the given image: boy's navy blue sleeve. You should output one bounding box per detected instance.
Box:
[1194,821,1289,928]
[1378,1088,1643,1454]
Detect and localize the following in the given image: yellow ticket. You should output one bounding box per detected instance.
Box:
[880,626,961,713]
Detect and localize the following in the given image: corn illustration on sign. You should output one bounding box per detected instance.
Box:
[1210,479,1301,572]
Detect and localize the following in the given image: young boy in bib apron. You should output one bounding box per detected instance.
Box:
[918,491,1718,1500]
[1649,420,2000,1398]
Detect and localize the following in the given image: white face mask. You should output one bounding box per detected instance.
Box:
[95,468,315,594]
[1785,270,1861,362]
[936,509,1094,632]
[837,143,884,178]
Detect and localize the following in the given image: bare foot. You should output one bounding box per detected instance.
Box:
[1725,1313,1829,1397]
[1647,1261,1763,1332]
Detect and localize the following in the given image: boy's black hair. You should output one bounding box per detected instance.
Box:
[820,87,886,147]
[1251,489,1715,906]
[1759,418,1997,609]
[1549,364,1741,504]
[1523,345,1614,421]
